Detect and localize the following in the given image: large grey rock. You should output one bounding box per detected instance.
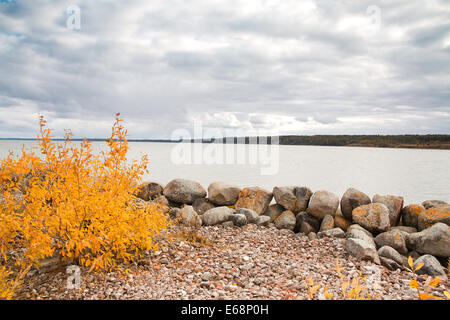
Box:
[207,182,241,206]
[234,187,273,215]
[307,190,340,220]
[422,200,447,210]
[318,228,345,239]
[163,179,206,204]
[272,186,312,213]
[294,211,320,233]
[405,222,450,257]
[136,181,164,201]
[178,206,202,228]
[192,198,215,215]
[230,214,247,227]
[347,224,374,237]
[201,207,234,226]
[340,188,371,220]
[256,215,271,227]
[374,229,408,255]
[263,204,284,222]
[380,257,402,271]
[372,194,404,227]
[401,204,425,229]
[236,208,259,224]
[319,214,335,232]
[413,255,447,279]
[346,228,376,248]
[378,246,408,267]
[274,210,296,231]
[345,238,380,264]
[417,204,450,231]
[352,203,391,234]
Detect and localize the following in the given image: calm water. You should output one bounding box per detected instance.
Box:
[1,140,449,205]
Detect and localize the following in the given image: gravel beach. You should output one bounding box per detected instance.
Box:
[15,224,448,300]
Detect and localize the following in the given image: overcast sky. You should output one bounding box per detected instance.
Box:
[0,0,449,139]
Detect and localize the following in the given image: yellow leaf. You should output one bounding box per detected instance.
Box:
[324,286,333,299]
[307,275,313,286]
[310,284,320,295]
[428,277,440,287]
[444,291,450,300]
[409,279,419,289]
[408,256,413,269]
[414,262,424,271]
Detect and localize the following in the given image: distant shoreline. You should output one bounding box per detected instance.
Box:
[1,134,450,150]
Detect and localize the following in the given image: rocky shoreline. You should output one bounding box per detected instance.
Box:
[141,179,449,280]
[16,178,450,299]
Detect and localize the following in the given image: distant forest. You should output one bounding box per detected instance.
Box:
[195,135,450,150]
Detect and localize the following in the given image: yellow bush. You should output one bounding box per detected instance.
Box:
[0,114,171,298]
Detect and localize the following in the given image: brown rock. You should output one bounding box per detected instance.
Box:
[163,179,206,204]
[352,203,391,234]
[207,182,241,206]
[192,198,215,215]
[234,187,273,215]
[417,204,450,231]
[340,188,371,220]
[401,204,425,229]
[372,194,404,227]
[135,182,164,201]
[272,186,312,213]
[306,190,339,220]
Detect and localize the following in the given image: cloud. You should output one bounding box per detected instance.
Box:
[0,0,449,138]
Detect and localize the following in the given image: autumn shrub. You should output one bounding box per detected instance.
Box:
[0,114,171,299]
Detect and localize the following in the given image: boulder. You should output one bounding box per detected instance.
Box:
[263,204,285,222]
[256,215,271,227]
[347,224,374,238]
[136,181,164,201]
[318,228,345,239]
[374,229,408,255]
[401,204,425,229]
[334,214,352,232]
[405,223,450,258]
[207,182,241,206]
[230,214,247,227]
[179,206,202,228]
[380,257,402,271]
[234,187,273,215]
[378,246,408,267]
[340,188,371,220]
[201,207,234,226]
[272,186,312,213]
[163,179,206,204]
[192,198,215,215]
[417,204,450,231]
[236,208,259,224]
[319,214,335,232]
[413,255,447,279]
[391,226,417,234]
[352,203,391,234]
[274,210,296,231]
[345,238,380,264]
[307,190,340,220]
[346,228,376,248]
[372,194,404,227]
[152,195,169,207]
[422,200,447,210]
[294,211,320,233]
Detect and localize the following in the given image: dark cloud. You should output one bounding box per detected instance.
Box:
[0,0,449,138]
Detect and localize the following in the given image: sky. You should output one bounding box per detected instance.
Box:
[0,0,449,139]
